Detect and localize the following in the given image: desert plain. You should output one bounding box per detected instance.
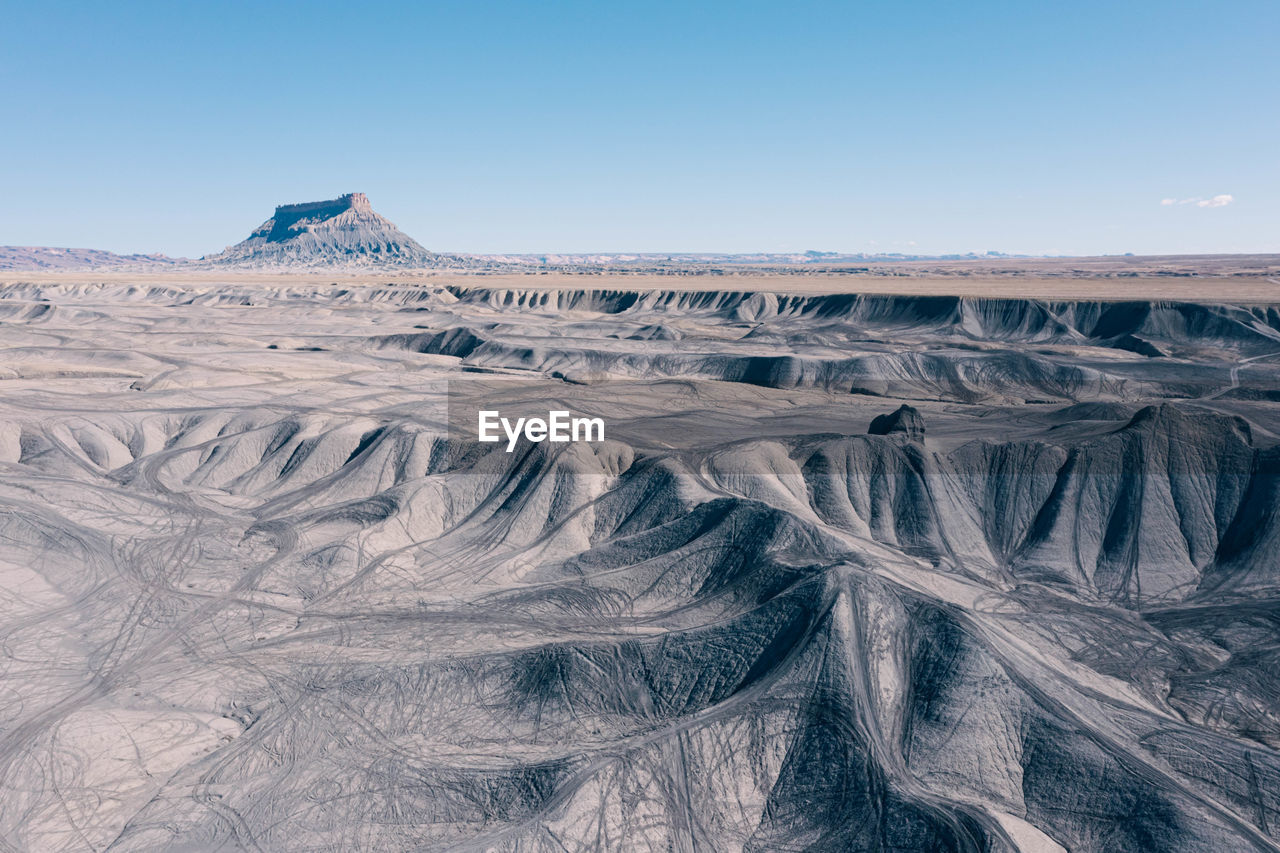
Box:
[2,260,1280,850]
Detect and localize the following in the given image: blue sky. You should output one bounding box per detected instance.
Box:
[3,0,1277,257]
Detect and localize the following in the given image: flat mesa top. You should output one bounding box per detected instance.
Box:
[272,192,372,217]
[4,254,1280,304]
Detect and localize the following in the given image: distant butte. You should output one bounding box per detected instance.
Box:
[203,192,440,269]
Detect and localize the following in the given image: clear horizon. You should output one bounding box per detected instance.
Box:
[4,0,1277,258]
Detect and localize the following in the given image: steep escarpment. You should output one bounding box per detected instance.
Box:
[447,286,1280,353]
[359,287,1278,405]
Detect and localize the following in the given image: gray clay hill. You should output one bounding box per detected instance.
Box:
[7,280,1280,850]
[204,192,438,268]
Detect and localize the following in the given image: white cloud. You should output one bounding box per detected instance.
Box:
[1161,194,1233,208]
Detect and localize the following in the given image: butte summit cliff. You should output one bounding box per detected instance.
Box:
[204,192,440,269]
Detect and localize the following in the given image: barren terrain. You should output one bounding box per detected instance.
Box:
[2,271,1280,850]
[9,259,1280,302]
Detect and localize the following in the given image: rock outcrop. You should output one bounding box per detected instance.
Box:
[204,192,439,268]
[868,404,926,440]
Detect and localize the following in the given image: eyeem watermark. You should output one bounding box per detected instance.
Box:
[478,410,605,452]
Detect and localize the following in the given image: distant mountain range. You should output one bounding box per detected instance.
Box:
[475,250,1036,267]
[2,194,1275,274]
[0,246,178,271]
[1,193,450,272]
[0,193,1042,272]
